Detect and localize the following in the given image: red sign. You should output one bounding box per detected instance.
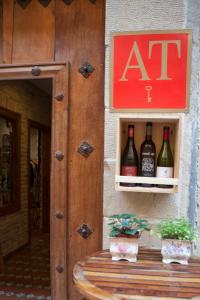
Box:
[110,30,192,112]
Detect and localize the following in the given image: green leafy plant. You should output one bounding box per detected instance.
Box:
[108,213,150,238]
[153,218,197,241]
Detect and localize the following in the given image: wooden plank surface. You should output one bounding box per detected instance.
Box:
[55,0,105,299]
[0,0,105,298]
[12,0,55,63]
[0,1,2,63]
[2,0,14,64]
[50,64,68,300]
[73,249,200,300]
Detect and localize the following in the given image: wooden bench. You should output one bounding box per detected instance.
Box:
[73,248,200,299]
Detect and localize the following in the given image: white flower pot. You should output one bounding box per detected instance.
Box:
[161,239,192,265]
[109,237,139,262]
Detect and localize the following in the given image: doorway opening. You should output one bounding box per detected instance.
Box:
[0,78,52,299]
[0,63,68,300]
[29,121,51,236]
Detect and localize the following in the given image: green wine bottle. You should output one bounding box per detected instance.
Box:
[121,125,138,187]
[156,126,174,188]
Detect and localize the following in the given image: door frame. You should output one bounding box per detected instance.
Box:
[0,62,69,300]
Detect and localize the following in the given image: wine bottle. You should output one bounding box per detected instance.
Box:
[139,122,156,187]
[156,126,174,188]
[121,125,138,187]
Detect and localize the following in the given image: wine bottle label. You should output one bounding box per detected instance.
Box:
[141,157,154,175]
[121,166,137,176]
[141,152,155,156]
[156,167,173,178]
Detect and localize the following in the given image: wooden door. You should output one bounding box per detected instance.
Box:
[0,2,105,298]
[0,63,69,300]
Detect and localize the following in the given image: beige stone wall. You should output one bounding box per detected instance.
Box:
[0,81,51,256]
[104,0,200,253]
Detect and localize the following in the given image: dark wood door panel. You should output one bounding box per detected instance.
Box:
[50,65,68,300]
[55,1,105,299]
[2,0,14,64]
[55,0,104,64]
[0,1,2,64]
[12,0,55,63]
[0,0,105,298]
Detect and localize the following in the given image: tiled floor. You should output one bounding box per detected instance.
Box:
[0,234,51,299]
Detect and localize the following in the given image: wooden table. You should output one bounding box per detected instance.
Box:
[73,248,200,300]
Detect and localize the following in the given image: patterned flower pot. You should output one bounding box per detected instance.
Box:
[161,239,192,265]
[110,237,139,262]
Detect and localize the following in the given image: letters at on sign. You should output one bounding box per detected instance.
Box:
[110,30,192,112]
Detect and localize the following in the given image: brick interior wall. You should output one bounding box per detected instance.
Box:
[0,80,51,256]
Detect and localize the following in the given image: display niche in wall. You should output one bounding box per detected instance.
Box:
[115,115,181,194]
[0,109,20,216]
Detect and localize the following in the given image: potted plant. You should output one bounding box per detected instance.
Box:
[108,213,150,262]
[153,218,198,265]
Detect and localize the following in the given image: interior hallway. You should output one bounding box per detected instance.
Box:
[0,234,51,300]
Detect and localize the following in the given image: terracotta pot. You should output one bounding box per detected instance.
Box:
[109,237,139,262]
[161,239,192,265]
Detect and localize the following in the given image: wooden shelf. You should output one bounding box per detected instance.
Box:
[115,114,182,194]
[116,186,177,194]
